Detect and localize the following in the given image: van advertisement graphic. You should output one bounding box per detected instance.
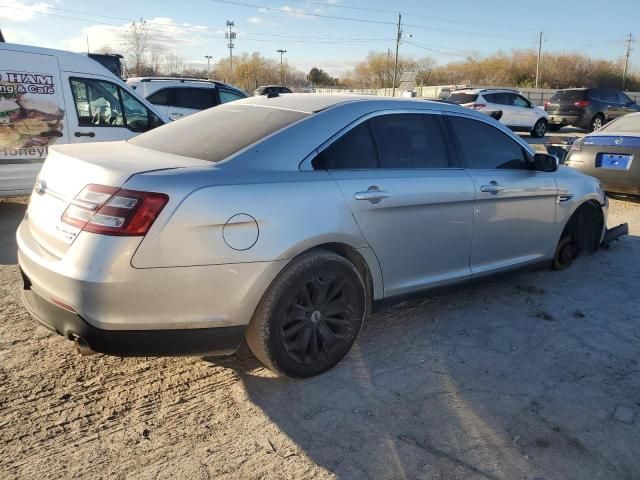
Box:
[0,71,65,161]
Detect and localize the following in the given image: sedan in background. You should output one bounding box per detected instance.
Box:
[19,95,618,378]
[565,112,640,195]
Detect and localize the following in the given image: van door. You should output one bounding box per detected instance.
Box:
[62,74,162,143]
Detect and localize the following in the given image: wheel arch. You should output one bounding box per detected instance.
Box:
[558,199,604,255]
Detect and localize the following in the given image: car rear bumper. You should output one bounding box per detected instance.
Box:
[21,284,245,356]
[547,114,588,129]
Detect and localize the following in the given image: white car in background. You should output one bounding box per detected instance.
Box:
[447,88,549,138]
[127,77,248,120]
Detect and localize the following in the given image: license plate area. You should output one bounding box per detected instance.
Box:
[597,153,633,171]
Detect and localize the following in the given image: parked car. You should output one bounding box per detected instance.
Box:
[254,85,293,96]
[0,43,167,197]
[19,94,623,378]
[127,77,248,120]
[565,112,640,195]
[447,88,549,137]
[545,88,640,133]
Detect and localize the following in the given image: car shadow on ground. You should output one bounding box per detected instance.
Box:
[0,199,27,265]
[211,236,640,480]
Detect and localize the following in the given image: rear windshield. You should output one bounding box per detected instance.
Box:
[601,114,640,133]
[447,92,478,104]
[550,90,586,102]
[130,103,308,162]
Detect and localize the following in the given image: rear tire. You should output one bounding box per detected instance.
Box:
[530,118,547,138]
[245,250,366,378]
[589,114,604,132]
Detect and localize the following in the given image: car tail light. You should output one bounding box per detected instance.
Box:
[569,137,584,152]
[470,103,486,110]
[61,184,169,236]
[574,100,590,108]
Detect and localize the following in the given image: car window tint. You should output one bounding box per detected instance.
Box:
[599,90,618,103]
[219,89,246,104]
[447,92,478,104]
[617,91,632,104]
[70,77,124,128]
[147,88,171,106]
[173,88,216,110]
[370,114,449,169]
[448,116,527,170]
[323,121,378,170]
[552,90,586,102]
[120,88,159,132]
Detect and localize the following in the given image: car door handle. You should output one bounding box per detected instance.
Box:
[354,187,390,204]
[74,131,95,138]
[480,182,504,194]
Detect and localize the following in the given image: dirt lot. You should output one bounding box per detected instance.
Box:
[1,194,639,480]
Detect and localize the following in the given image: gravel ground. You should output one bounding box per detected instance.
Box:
[1,195,639,480]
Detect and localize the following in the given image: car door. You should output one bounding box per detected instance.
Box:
[445,114,558,275]
[320,112,476,297]
[168,87,217,119]
[511,94,537,128]
[486,92,517,127]
[600,89,623,121]
[66,75,162,143]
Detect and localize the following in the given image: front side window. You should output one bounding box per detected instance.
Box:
[70,78,124,127]
[448,116,528,170]
[321,121,378,170]
[369,114,450,169]
[512,95,530,108]
[219,89,246,104]
[70,78,162,132]
[617,91,633,105]
[173,88,216,110]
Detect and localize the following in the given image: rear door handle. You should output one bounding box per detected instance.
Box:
[480,182,504,194]
[354,187,390,204]
[74,131,95,138]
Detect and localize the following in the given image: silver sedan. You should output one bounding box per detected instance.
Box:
[18,94,615,377]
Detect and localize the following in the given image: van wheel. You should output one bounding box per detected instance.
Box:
[245,250,366,378]
[530,119,547,138]
[552,235,576,270]
[590,114,604,132]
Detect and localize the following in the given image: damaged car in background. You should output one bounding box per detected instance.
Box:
[18,94,627,378]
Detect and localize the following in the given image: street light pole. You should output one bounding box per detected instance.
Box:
[277,49,287,85]
[204,55,212,79]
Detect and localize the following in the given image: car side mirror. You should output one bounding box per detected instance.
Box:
[533,153,559,172]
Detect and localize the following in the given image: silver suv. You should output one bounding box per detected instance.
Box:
[127,77,247,120]
[19,95,617,378]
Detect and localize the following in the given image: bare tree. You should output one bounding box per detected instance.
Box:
[163,53,185,75]
[149,47,163,75]
[125,20,149,76]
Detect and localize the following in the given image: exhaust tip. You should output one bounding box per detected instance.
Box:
[71,334,96,356]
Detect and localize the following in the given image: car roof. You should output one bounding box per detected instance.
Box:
[234,93,487,115]
[452,88,519,95]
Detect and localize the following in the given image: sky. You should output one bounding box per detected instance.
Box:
[1,0,639,77]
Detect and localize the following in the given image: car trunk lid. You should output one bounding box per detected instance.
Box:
[26,141,210,258]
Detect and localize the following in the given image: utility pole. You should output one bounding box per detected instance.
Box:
[225,20,236,80]
[623,33,633,90]
[392,13,402,97]
[204,55,212,79]
[387,48,391,88]
[277,49,287,85]
[535,31,543,89]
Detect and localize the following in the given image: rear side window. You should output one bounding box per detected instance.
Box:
[173,88,216,110]
[447,92,478,104]
[550,90,586,102]
[447,116,528,170]
[130,104,308,162]
[484,92,509,105]
[370,114,449,168]
[147,88,171,106]
[593,89,618,103]
[321,121,378,170]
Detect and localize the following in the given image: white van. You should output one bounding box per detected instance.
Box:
[0,43,169,196]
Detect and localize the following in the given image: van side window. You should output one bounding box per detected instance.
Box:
[70,78,162,131]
